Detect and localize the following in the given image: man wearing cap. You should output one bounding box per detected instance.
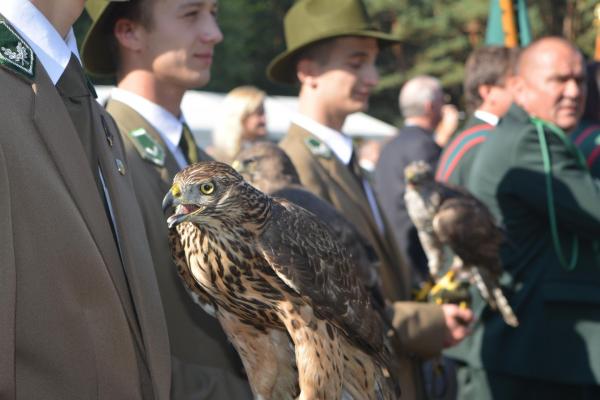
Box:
[272,0,473,398]
[0,0,171,398]
[82,0,252,398]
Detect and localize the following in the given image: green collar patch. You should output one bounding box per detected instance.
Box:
[0,18,35,80]
[304,137,331,158]
[127,128,165,167]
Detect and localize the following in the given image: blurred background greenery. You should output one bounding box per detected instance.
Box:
[75,0,600,127]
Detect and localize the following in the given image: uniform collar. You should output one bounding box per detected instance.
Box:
[0,0,80,85]
[474,109,500,126]
[291,113,353,165]
[111,88,186,156]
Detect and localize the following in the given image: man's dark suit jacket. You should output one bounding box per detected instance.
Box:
[374,125,441,281]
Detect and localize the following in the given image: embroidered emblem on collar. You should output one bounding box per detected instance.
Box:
[127,128,165,167]
[304,137,331,158]
[0,19,35,80]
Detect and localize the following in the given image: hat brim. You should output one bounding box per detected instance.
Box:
[81,3,118,77]
[267,29,399,85]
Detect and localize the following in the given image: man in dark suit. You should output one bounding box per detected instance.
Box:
[436,46,518,186]
[82,1,252,398]
[0,0,171,398]
[374,75,445,280]
[271,1,473,397]
[446,37,600,399]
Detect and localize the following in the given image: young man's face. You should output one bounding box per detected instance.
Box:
[139,0,222,89]
[311,37,380,117]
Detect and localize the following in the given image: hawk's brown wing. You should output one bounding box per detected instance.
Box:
[258,199,384,353]
[433,194,504,276]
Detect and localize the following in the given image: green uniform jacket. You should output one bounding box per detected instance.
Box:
[280,123,447,400]
[106,100,252,399]
[446,104,600,385]
[435,116,494,186]
[0,19,171,399]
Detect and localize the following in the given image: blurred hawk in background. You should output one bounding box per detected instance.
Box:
[163,161,398,400]
[404,160,518,327]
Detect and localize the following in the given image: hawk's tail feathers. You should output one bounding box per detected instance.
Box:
[492,287,519,327]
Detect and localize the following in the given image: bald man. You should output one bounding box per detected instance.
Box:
[445,37,600,399]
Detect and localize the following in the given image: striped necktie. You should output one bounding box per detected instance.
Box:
[179,122,198,165]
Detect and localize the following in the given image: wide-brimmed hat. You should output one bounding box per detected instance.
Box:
[267,0,399,84]
[81,0,129,77]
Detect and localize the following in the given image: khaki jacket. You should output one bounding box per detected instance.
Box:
[280,124,447,399]
[0,27,170,400]
[106,100,252,399]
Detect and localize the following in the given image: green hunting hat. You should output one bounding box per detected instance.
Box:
[267,0,399,84]
[81,0,130,76]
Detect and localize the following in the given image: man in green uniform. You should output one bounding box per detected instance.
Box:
[446,37,600,399]
[436,46,517,186]
[82,0,252,398]
[271,1,473,397]
[0,0,172,398]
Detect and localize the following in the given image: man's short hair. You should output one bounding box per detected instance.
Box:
[464,46,519,113]
[106,0,156,73]
[398,75,443,118]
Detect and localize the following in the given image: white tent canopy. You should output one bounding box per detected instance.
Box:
[95,86,396,147]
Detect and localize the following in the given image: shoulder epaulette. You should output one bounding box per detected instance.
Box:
[304,137,331,158]
[126,128,165,167]
[0,18,35,81]
[436,123,493,182]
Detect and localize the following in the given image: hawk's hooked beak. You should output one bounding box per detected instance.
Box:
[162,184,205,229]
[163,184,187,229]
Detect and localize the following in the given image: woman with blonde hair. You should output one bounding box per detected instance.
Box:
[211,85,268,163]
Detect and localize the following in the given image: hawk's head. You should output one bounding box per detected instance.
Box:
[404,160,434,187]
[162,161,268,228]
[232,142,300,194]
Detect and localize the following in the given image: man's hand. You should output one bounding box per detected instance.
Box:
[441,303,474,347]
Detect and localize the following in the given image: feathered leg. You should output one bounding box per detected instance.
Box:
[278,303,343,400]
[218,311,298,400]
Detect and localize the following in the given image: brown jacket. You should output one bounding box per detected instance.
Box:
[106,99,252,399]
[0,24,170,400]
[280,123,447,399]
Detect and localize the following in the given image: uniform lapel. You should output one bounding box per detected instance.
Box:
[30,67,146,351]
[291,125,383,240]
[94,101,171,398]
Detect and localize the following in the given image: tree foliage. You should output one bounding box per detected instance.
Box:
[76,1,600,125]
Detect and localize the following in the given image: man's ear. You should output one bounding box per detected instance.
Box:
[478,85,492,101]
[297,58,320,88]
[511,76,527,105]
[114,18,144,52]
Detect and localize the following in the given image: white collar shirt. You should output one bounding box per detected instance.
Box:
[474,109,500,126]
[111,88,190,169]
[0,0,80,85]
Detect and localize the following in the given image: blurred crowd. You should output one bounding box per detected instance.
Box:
[1,0,599,399]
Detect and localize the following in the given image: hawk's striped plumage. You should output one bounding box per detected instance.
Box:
[404,160,518,327]
[163,161,397,399]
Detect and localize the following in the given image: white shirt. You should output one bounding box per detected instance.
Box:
[111,88,190,169]
[474,109,500,126]
[291,113,385,233]
[0,0,80,85]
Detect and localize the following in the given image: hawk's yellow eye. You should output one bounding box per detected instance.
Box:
[200,182,215,195]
